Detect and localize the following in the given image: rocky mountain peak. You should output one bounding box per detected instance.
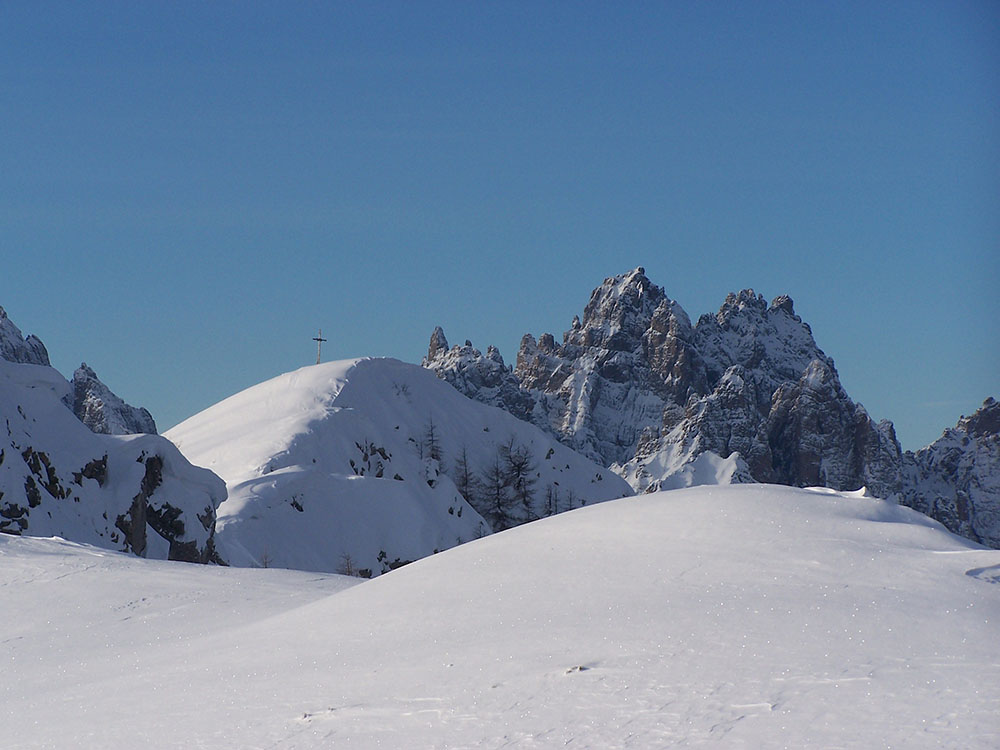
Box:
[0,306,50,366]
[421,269,998,549]
[694,287,831,398]
[569,267,668,351]
[69,363,158,435]
[1,306,156,435]
[958,397,1000,440]
[769,294,795,316]
[427,326,449,362]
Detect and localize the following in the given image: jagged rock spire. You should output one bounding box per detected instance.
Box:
[427,326,449,362]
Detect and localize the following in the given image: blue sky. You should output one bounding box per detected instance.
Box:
[1,1,997,449]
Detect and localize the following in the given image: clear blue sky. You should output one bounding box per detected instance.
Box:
[1,1,997,450]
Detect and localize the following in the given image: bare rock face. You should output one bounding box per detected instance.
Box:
[69,363,158,435]
[751,359,902,497]
[900,398,1000,548]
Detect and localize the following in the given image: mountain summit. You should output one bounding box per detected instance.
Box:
[425,268,997,547]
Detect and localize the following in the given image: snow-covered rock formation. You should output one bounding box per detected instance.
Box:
[0,357,224,561]
[166,357,632,575]
[69,363,158,435]
[425,267,901,496]
[424,268,998,548]
[1,306,157,435]
[901,398,1000,548]
[0,306,50,366]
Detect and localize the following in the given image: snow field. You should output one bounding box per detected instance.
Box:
[3,484,998,748]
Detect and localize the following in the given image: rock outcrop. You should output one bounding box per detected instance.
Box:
[900,398,1000,548]
[69,363,158,435]
[0,357,225,561]
[2,306,158,435]
[0,306,49,366]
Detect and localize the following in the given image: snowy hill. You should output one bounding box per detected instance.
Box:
[3,483,998,748]
[165,357,632,574]
[0,357,224,561]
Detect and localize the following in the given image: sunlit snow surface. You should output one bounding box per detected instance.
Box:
[165,358,631,573]
[4,485,999,748]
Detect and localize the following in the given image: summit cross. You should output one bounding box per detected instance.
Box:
[313,329,327,365]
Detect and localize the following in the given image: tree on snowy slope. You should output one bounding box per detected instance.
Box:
[478,454,518,530]
[450,445,479,505]
[500,436,539,519]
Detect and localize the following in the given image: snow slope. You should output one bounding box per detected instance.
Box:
[165,358,631,574]
[4,484,998,749]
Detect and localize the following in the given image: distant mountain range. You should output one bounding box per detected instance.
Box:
[424,268,999,548]
[1,269,996,569]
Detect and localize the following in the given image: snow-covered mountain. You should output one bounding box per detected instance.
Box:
[424,268,998,548]
[0,356,224,561]
[425,268,902,496]
[165,357,632,575]
[4,484,998,748]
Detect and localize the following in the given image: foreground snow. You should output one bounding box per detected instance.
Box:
[3,484,999,748]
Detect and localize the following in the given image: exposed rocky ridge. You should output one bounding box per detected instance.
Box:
[424,268,997,548]
[425,268,897,491]
[69,363,158,435]
[0,357,225,562]
[900,398,1000,547]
